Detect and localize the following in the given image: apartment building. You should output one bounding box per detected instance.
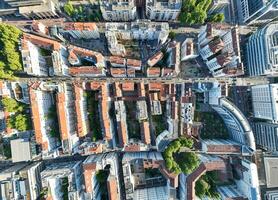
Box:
[236,0,278,25]
[180,38,198,61]
[61,22,100,39]
[105,21,169,56]
[21,33,69,77]
[211,97,256,151]
[40,161,83,200]
[68,45,106,69]
[18,0,59,19]
[146,0,182,21]
[114,100,128,147]
[208,0,229,14]
[251,84,278,122]
[100,83,116,147]
[247,22,278,76]
[83,153,120,200]
[198,23,243,77]
[0,0,59,19]
[110,56,126,68]
[100,0,137,21]
[73,83,89,138]
[167,41,181,76]
[29,82,59,156]
[0,162,43,200]
[56,83,79,154]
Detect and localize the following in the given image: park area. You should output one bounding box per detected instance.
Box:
[194,111,229,139]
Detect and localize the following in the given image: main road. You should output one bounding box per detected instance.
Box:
[9,76,269,86]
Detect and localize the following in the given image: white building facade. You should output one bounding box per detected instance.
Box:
[247,22,278,76]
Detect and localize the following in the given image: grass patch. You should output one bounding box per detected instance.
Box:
[194,111,229,139]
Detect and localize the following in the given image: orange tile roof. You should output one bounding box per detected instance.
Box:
[138,82,146,97]
[126,68,135,76]
[110,68,126,77]
[140,121,151,144]
[147,67,161,76]
[149,83,162,91]
[29,88,48,151]
[22,33,61,51]
[69,45,104,63]
[124,144,141,152]
[101,83,112,140]
[107,176,119,200]
[73,84,88,138]
[110,56,126,65]
[126,59,142,68]
[121,82,134,91]
[83,163,97,193]
[118,121,128,147]
[64,22,98,31]
[147,51,163,67]
[88,82,102,90]
[69,67,103,76]
[56,92,68,141]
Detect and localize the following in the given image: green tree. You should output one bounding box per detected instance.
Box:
[195,178,210,197]
[1,97,23,113]
[168,31,177,40]
[8,114,31,132]
[207,13,225,22]
[179,0,212,25]
[0,23,22,79]
[64,1,74,16]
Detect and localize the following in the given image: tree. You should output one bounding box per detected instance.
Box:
[207,13,225,22]
[8,114,31,131]
[64,1,74,16]
[0,23,22,79]
[195,178,210,197]
[179,0,212,25]
[1,97,23,113]
[168,31,176,40]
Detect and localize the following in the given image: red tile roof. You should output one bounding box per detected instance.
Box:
[69,67,103,76]
[64,22,98,31]
[110,56,126,65]
[122,82,134,91]
[147,67,161,77]
[110,68,126,77]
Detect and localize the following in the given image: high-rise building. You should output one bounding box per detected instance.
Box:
[251,84,278,122]
[208,0,229,14]
[146,0,182,21]
[252,122,278,153]
[246,22,278,76]
[198,23,244,77]
[236,0,278,25]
